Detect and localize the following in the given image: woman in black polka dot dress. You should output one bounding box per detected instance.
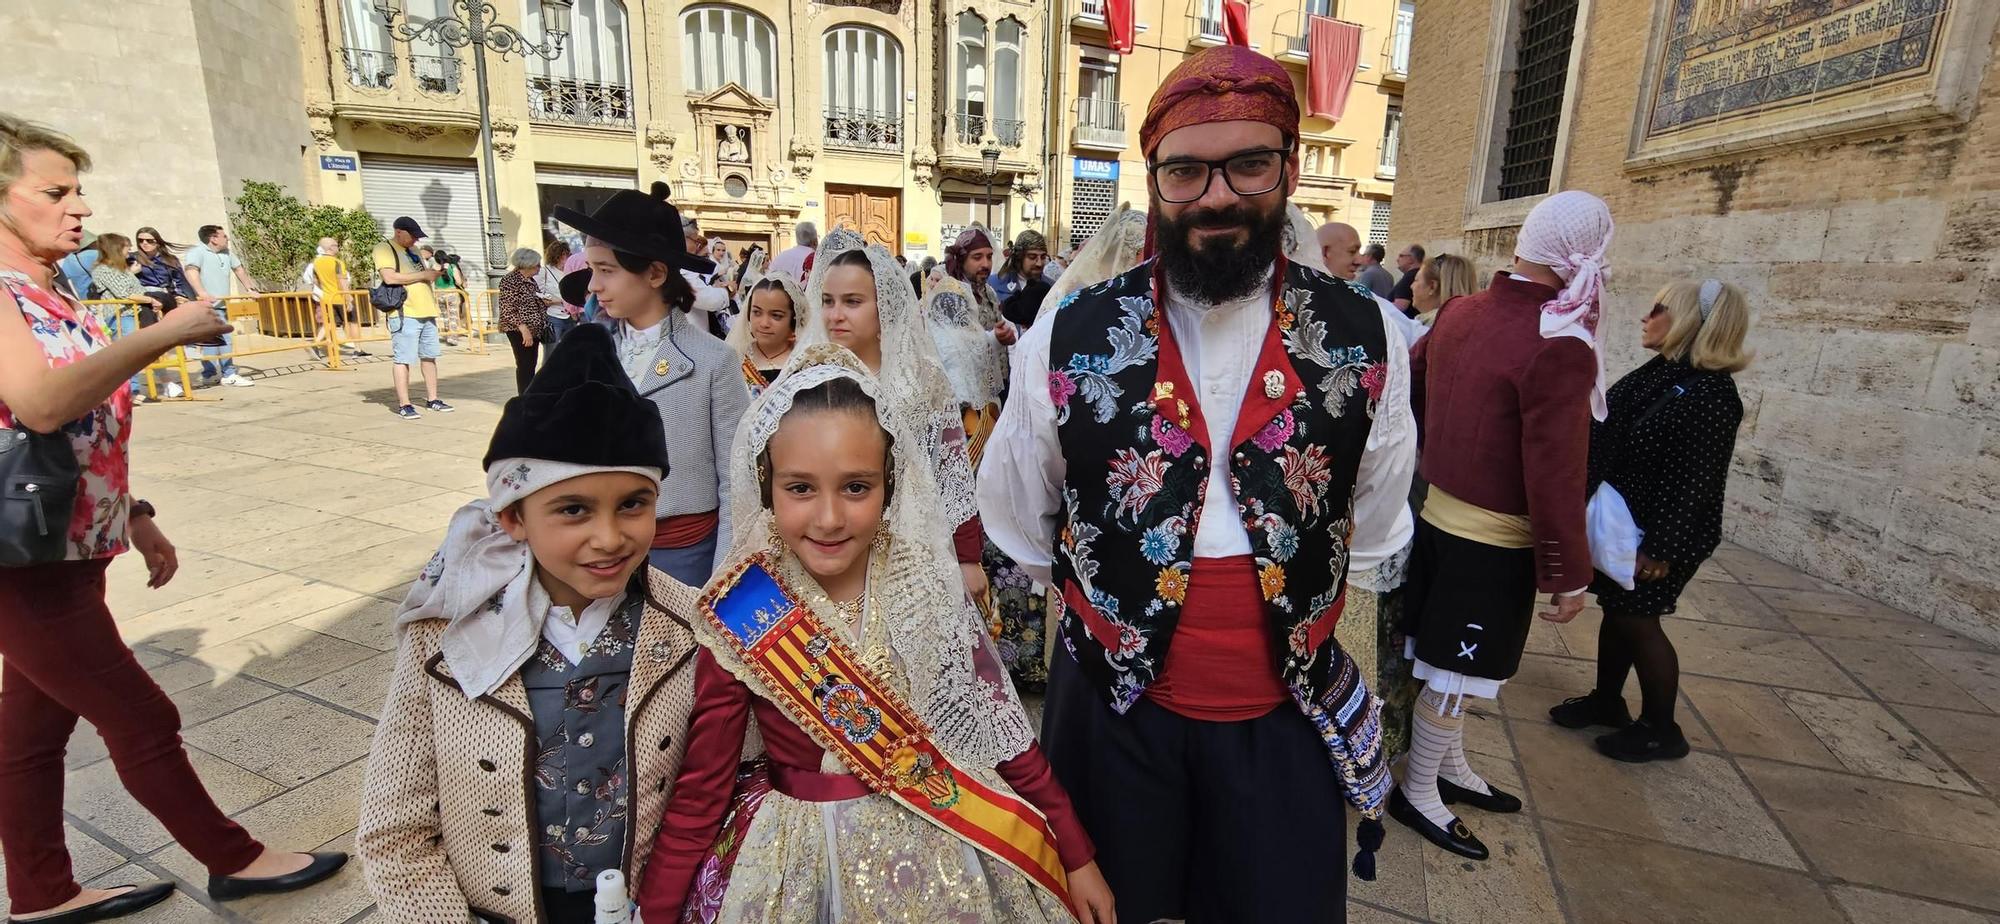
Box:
[1550,278,1753,762]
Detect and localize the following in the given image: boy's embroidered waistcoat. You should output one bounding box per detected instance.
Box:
[1046,258,1392,812]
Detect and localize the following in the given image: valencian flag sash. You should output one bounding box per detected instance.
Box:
[702,554,1073,907]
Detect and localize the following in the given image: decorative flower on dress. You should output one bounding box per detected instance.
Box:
[1267,520,1300,561]
[1048,370,1078,408]
[1155,567,1189,604]
[1139,523,1180,565]
[1107,448,1169,520]
[1150,415,1194,457]
[1258,563,1287,601]
[1277,444,1334,517]
[1360,362,1388,402]
[1251,409,1297,453]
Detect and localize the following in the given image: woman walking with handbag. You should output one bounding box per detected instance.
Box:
[497,248,550,393]
[1550,279,1753,762]
[0,115,347,923]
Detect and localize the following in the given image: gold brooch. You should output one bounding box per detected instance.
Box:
[1262,369,1284,399]
[654,359,671,377]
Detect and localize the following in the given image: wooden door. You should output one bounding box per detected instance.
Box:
[826,185,902,253]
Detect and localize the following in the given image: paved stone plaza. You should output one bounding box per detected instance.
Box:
[3,347,1997,923]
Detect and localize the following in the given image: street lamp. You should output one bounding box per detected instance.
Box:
[372,0,572,287]
[980,144,1002,238]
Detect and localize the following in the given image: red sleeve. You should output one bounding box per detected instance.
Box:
[1519,339,1596,594]
[635,651,751,922]
[953,515,984,564]
[996,743,1096,872]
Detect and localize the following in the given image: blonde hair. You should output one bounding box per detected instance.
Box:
[1420,253,1480,304]
[1653,280,1754,373]
[0,114,91,192]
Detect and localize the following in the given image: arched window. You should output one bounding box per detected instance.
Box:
[953,11,988,142]
[681,5,778,99]
[992,18,1023,145]
[525,0,632,125]
[823,26,903,151]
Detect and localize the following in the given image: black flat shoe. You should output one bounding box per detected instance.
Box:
[1438,777,1524,814]
[1596,719,1691,763]
[1550,692,1633,730]
[6,881,174,923]
[1389,787,1489,861]
[207,852,348,901]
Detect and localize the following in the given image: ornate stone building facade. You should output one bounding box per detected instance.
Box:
[1394,0,2000,642]
[293,0,1049,279]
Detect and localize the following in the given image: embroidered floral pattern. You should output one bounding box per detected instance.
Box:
[1277,444,1334,517]
[1154,567,1188,604]
[1055,294,1158,425]
[1139,522,1181,565]
[1251,409,1297,452]
[1106,448,1170,521]
[1258,563,1287,601]
[1047,370,1077,408]
[1150,415,1194,457]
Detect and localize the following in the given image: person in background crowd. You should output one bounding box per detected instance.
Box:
[84,232,162,403]
[537,238,575,342]
[705,237,735,291]
[555,182,749,586]
[980,47,1413,919]
[1411,252,1479,327]
[769,219,817,280]
[1397,190,1613,862]
[1357,243,1396,299]
[1551,278,1752,762]
[908,254,935,297]
[131,226,191,316]
[308,236,366,363]
[56,231,96,296]
[419,245,466,347]
[0,113,346,924]
[358,326,700,924]
[1321,221,1429,348]
[678,217,730,337]
[373,216,452,420]
[724,270,807,397]
[1390,242,1426,315]
[497,248,550,394]
[181,224,258,388]
[797,230,989,600]
[995,229,1054,328]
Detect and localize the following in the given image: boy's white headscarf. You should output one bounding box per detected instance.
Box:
[1515,190,1615,420]
[396,459,662,698]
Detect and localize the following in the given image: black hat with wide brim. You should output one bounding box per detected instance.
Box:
[551,181,715,278]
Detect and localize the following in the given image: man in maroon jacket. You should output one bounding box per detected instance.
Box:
[1395,191,1614,861]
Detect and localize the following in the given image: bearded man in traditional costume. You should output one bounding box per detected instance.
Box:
[980,45,1416,920]
[1394,190,1613,861]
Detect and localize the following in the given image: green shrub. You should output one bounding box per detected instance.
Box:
[227,180,383,291]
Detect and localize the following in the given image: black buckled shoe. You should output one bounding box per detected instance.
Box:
[1595,719,1691,763]
[207,852,348,901]
[5,881,174,923]
[1389,787,1489,861]
[1438,777,1524,814]
[1549,692,1633,730]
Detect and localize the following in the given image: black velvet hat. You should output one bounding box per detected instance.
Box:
[482,323,669,476]
[552,181,715,276]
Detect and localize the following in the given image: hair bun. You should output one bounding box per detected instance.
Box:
[649,181,672,201]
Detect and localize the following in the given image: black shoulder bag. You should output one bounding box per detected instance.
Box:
[0,426,79,566]
[369,246,410,314]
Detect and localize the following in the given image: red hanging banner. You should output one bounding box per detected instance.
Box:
[1223,0,1251,46]
[1307,16,1362,122]
[1105,0,1137,54]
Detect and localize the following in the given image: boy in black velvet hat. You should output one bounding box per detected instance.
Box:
[358,324,705,924]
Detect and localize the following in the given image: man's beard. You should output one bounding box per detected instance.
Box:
[1155,197,1289,303]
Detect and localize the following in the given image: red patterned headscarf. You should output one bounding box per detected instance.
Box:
[1139,45,1300,159]
[944,226,993,281]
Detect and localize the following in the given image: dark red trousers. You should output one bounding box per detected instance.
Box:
[0,559,263,914]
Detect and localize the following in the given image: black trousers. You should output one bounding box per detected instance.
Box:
[505,328,538,394]
[1041,652,1349,923]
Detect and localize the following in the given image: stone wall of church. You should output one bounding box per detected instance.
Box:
[1394,0,2000,643]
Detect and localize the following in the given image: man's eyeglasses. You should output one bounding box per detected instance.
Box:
[1148,146,1292,204]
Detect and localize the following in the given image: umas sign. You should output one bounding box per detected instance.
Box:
[1628,0,1999,166]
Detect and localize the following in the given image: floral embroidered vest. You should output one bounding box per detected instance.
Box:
[1045,258,1392,814]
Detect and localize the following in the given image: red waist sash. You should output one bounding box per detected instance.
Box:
[1146,555,1290,721]
[653,510,719,550]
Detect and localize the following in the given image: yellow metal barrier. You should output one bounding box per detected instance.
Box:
[81,298,200,401]
[141,287,497,379]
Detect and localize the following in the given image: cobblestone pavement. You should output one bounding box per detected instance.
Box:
[5,347,1998,923]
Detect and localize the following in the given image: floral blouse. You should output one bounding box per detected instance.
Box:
[1,271,132,560]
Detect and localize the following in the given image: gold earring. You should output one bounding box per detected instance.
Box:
[767,521,783,552]
[871,530,890,554]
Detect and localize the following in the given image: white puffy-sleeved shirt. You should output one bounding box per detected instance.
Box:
[978,266,1416,587]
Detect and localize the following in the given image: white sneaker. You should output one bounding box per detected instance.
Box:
[164,382,185,398]
[221,373,256,387]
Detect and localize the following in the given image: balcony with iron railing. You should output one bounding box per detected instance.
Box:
[341,47,398,89]
[1072,97,1127,152]
[952,110,1026,147]
[1072,0,1150,33]
[410,52,464,94]
[527,76,635,128]
[1274,10,1309,63]
[824,107,903,152]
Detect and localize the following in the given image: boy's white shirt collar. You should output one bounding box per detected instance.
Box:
[537,577,627,666]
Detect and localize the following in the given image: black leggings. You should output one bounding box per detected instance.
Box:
[1595,609,1681,726]
[506,329,538,393]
